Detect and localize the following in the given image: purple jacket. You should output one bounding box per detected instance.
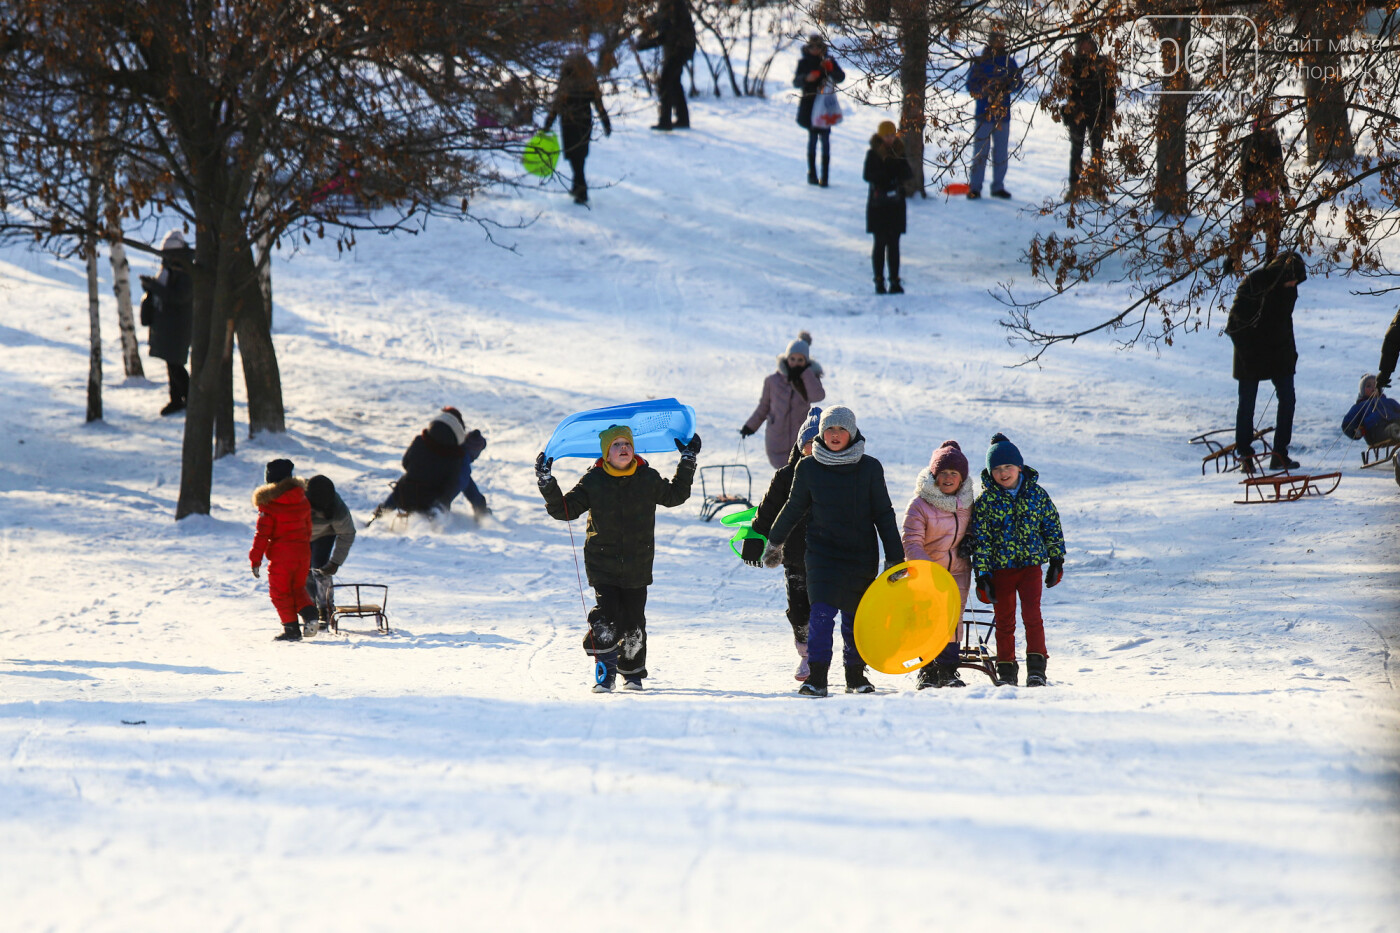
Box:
[743,359,826,468]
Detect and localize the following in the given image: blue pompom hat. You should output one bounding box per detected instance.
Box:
[798,406,823,447]
[985,433,1024,471]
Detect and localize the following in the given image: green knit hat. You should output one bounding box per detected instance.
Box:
[599,424,634,457]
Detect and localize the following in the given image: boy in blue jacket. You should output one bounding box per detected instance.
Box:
[1341,374,1400,445]
[966,434,1065,687]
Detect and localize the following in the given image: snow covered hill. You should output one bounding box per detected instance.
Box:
[2,72,1397,931]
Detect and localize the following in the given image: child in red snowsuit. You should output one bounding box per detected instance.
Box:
[249,459,318,641]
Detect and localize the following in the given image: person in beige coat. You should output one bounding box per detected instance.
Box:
[740,332,826,469]
[900,440,973,689]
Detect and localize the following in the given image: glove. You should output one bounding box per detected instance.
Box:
[676,433,702,462]
[473,504,492,522]
[975,574,996,604]
[318,561,339,577]
[1045,558,1064,588]
[739,425,756,438]
[762,543,785,569]
[822,58,835,73]
[740,537,764,567]
[883,559,901,573]
[1379,373,1393,391]
[251,565,261,579]
[956,536,975,560]
[807,69,821,82]
[534,452,553,487]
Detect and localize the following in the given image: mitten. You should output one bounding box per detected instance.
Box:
[1045,558,1064,588]
[251,565,261,579]
[975,574,996,604]
[319,561,339,577]
[534,452,554,487]
[762,543,785,569]
[676,433,702,462]
[740,537,764,567]
[1379,373,1393,390]
[739,425,756,438]
[956,536,975,560]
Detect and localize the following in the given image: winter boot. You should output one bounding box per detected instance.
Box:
[996,661,1019,686]
[1269,452,1301,471]
[799,661,829,697]
[888,278,904,294]
[808,170,820,186]
[991,188,1012,199]
[299,605,319,639]
[1025,653,1048,687]
[938,662,967,688]
[592,651,618,693]
[845,665,875,694]
[274,622,302,642]
[874,276,887,295]
[795,639,810,681]
[916,664,939,690]
[159,399,186,416]
[622,674,645,692]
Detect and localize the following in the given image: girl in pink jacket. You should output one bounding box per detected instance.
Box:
[900,440,972,688]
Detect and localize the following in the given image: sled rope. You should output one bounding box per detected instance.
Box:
[562,502,589,621]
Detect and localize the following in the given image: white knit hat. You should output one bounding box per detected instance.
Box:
[431,411,466,446]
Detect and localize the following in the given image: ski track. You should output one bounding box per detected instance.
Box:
[1,62,1399,932]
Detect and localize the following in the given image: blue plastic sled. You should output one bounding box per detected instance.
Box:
[543,398,697,461]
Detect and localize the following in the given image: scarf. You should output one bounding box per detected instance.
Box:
[914,469,974,512]
[600,456,639,478]
[813,436,865,467]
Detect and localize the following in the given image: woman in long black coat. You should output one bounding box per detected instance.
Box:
[1226,251,1307,471]
[863,122,913,294]
[768,406,904,697]
[139,230,194,415]
[794,35,845,187]
[544,52,611,205]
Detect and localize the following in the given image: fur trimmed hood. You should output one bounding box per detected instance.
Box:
[914,468,974,512]
[252,476,307,509]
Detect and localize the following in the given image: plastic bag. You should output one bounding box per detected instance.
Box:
[811,82,843,129]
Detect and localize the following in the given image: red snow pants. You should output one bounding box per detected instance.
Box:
[266,544,313,625]
[990,565,1047,662]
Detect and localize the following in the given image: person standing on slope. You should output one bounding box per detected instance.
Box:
[864,121,913,295]
[740,332,826,470]
[536,425,701,692]
[637,0,696,131]
[544,52,611,205]
[766,406,904,698]
[744,407,822,681]
[250,459,320,642]
[965,25,1023,201]
[794,35,846,187]
[901,440,974,689]
[138,230,194,416]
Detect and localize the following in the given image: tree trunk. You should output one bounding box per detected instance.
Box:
[85,236,103,423]
[176,227,235,519]
[108,235,144,378]
[234,243,286,436]
[216,318,236,459]
[897,0,929,197]
[1153,18,1190,215]
[1301,8,1356,165]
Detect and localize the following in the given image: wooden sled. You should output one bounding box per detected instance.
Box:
[1361,439,1398,468]
[1235,470,1341,504]
[1190,426,1274,475]
[698,464,753,522]
[329,583,390,634]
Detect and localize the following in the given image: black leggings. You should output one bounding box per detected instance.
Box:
[872,232,901,281]
[166,361,189,404]
[594,584,649,678]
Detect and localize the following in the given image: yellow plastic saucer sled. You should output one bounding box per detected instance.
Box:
[854,560,961,675]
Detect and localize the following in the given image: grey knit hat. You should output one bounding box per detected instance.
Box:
[785,336,811,358]
[818,405,858,438]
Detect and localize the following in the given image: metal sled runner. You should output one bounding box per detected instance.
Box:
[955,607,1000,685]
[1190,426,1274,475]
[698,464,753,522]
[1361,439,1398,468]
[328,583,390,634]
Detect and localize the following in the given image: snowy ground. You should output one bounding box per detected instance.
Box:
[2,62,1398,932]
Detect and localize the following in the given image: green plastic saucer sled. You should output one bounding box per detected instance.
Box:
[720,507,766,560]
[523,131,560,178]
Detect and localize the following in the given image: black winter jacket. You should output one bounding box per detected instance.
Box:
[794,51,846,129]
[1227,259,1304,382]
[1378,308,1400,384]
[394,421,465,512]
[750,443,809,570]
[636,0,696,59]
[863,136,912,236]
[142,255,193,365]
[1060,51,1115,131]
[768,441,904,612]
[541,456,695,589]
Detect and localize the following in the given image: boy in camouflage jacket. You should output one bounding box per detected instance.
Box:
[966,433,1065,686]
